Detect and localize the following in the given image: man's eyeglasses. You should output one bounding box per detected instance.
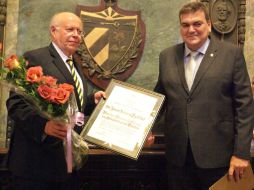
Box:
[65,27,83,36]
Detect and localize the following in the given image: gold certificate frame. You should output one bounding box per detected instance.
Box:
[81,79,165,159]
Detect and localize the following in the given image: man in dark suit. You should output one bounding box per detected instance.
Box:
[6,12,105,190]
[154,2,254,190]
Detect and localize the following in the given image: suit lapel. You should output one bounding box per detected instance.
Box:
[175,43,190,96]
[48,44,74,84]
[189,38,218,95]
[48,44,83,111]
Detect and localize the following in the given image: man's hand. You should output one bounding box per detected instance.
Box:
[94,91,106,104]
[44,120,68,140]
[228,155,249,182]
[144,132,155,147]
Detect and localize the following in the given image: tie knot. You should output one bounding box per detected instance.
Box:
[190,51,199,59]
[66,57,73,65]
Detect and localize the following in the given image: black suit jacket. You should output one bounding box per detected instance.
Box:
[6,43,95,181]
[155,38,254,169]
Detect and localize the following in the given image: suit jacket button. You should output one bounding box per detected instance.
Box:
[187,98,192,103]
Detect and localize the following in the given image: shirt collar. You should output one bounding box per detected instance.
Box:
[52,42,69,62]
[184,38,210,57]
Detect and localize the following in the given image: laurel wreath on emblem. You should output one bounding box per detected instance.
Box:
[78,28,142,79]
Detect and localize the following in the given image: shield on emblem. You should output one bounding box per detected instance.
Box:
[76,0,146,89]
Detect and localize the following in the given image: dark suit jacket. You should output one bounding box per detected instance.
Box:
[155,38,254,169]
[6,43,95,181]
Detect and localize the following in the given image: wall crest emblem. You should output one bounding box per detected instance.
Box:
[76,0,146,89]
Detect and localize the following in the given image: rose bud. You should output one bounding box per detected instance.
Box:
[4,55,21,70]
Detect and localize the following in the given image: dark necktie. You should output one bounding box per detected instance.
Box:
[66,58,83,106]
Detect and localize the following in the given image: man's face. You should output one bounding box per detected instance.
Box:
[180,10,211,51]
[51,16,83,56]
[217,5,228,21]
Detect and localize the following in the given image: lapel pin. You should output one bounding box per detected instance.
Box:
[210,53,214,57]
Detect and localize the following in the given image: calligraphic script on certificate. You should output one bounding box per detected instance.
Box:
[81,79,165,159]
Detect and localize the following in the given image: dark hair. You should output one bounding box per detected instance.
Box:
[179,2,210,21]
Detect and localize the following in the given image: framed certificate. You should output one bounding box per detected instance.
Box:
[81,79,165,159]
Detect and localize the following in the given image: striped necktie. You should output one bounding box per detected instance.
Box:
[66,57,83,107]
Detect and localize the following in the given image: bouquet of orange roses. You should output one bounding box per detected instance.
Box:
[1,55,74,117]
[0,55,88,172]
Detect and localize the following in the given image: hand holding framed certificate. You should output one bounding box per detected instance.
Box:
[80,79,165,159]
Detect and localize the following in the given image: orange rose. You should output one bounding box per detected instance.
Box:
[41,76,57,86]
[52,88,70,104]
[37,84,56,102]
[4,55,21,70]
[26,66,43,83]
[59,83,74,93]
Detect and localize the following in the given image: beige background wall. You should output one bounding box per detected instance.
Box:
[4,0,254,87]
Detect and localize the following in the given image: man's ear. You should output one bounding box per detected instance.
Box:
[207,20,212,33]
[50,26,57,38]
